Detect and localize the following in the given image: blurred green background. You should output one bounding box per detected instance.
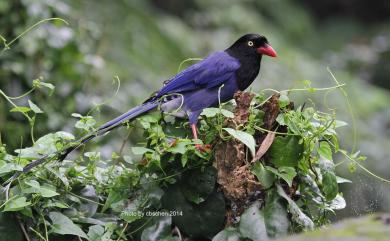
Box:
[1,0,389,220]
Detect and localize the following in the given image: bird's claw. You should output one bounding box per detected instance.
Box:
[195,144,212,152]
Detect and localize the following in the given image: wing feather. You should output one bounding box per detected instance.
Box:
[155,51,240,98]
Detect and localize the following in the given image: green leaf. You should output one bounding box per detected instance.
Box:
[180,166,217,204]
[120,211,143,223]
[0,163,23,176]
[266,166,297,187]
[238,201,267,241]
[39,81,55,91]
[10,106,31,113]
[264,191,289,238]
[24,181,59,197]
[201,107,234,118]
[132,147,154,155]
[276,185,314,230]
[71,113,83,118]
[318,142,332,160]
[28,100,43,113]
[102,189,128,212]
[278,91,290,108]
[87,225,104,241]
[336,176,352,184]
[138,113,160,129]
[167,139,191,155]
[141,216,172,241]
[220,109,235,118]
[75,116,96,131]
[223,128,255,156]
[25,180,40,188]
[269,135,303,167]
[212,228,241,241]
[162,185,225,238]
[49,212,88,238]
[201,107,218,117]
[0,213,23,241]
[39,185,60,198]
[4,197,31,212]
[322,171,338,201]
[251,162,275,189]
[328,194,346,210]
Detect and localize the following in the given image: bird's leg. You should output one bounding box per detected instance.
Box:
[191,124,211,152]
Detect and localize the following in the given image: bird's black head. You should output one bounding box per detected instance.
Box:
[226,33,277,58]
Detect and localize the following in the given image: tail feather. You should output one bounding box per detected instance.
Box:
[97,101,158,132]
[5,102,159,183]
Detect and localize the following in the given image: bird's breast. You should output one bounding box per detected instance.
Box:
[235,61,261,90]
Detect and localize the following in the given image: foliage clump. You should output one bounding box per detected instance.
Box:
[0,80,358,240]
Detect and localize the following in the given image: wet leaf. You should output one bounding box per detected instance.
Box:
[223,128,255,156]
[269,135,303,167]
[201,107,234,118]
[212,228,241,241]
[49,211,88,238]
[0,213,23,241]
[0,162,23,176]
[251,162,275,189]
[278,91,290,108]
[28,100,43,113]
[328,194,346,210]
[10,106,30,113]
[162,185,225,238]
[132,147,154,155]
[336,176,352,184]
[277,185,314,230]
[180,166,217,204]
[87,225,104,241]
[4,196,31,212]
[322,171,338,201]
[318,142,332,160]
[266,166,296,187]
[141,216,172,241]
[264,191,289,238]
[167,139,191,155]
[238,201,267,241]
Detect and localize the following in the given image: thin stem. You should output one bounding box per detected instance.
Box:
[116,222,129,241]
[327,67,357,152]
[68,192,104,206]
[128,217,153,235]
[16,215,31,241]
[1,18,68,55]
[254,125,299,136]
[40,212,49,241]
[29,227,47,241]
[8,88,36,100]
[328,141,390,184]
[177,58,202,73]
[0,89,32,121]
[87,75,121,117]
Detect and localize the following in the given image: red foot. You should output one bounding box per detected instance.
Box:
[195,144,212,152]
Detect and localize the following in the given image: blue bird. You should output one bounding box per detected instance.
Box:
[94,33,276,150]
[14,33,277,177]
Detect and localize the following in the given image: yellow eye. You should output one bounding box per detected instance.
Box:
[248,41,254,47]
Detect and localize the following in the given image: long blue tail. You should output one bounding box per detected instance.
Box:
[81,101,159,143]
[6,101,159,182]
[98,101,158,131]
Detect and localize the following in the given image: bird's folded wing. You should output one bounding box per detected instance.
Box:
[155,51,240,97]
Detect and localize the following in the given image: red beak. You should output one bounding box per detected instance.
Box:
[257,44,277,57]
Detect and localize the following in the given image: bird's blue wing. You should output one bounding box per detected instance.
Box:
[155,51,240,98]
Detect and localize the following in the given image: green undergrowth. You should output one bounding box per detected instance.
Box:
[0,77,371,241]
